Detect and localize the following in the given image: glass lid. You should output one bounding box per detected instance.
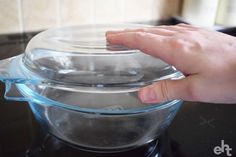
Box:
[0,24,184,113]
[22,24,180,89]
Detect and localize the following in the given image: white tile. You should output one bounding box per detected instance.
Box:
[0,0,21,34]
[60,0,95,26]
[93,0,125,24]
[60,0,181,26]
[151,0,181,20]
[22,0,58,32]
[182,0,219,27]
[123,0,153,22]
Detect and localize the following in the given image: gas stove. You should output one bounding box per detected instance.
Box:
[0,18,235,157]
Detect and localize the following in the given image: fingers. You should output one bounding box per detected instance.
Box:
[106,24,195,37]
[107,32,178,66]
[106,24,202,74]
[106,27,175,36]
[138,77,196,103]
[157,24,197,32]
[106,31,195,72]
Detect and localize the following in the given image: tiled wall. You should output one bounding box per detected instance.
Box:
[0,0,181,34]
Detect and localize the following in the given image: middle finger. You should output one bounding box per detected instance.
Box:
[106,27,176,37]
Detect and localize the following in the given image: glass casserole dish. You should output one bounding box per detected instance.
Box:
[0,24,183,152]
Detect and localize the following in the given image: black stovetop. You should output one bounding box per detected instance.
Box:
[0,18,235,157]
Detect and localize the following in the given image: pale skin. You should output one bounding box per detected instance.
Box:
[106,24,236,104]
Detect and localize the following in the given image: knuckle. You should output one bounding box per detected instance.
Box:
[133,32,145,42]
[155,80,171,101]
[126,32,145,48]
[167,38,185,49]
[138,28,148,32]
[182,36,202,51]
[177,23,188,27]
[167,36,202,53]
[190,41,202,50]
[177,23,199,31]
[184,81,199,101]
[124,28,132,31]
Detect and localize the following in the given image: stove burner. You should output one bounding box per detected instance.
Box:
[23,131,172,157]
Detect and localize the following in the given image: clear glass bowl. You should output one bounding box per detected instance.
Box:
[21,24,182,111]
[0,24,183,152]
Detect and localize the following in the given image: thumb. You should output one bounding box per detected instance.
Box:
[138,78,194,103]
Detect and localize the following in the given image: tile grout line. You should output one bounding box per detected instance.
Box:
[17,0,24,33]
[120,0,125,23]
[148,0,154,21]
[56,0,61,27]
[91,0,96,24]
[17,0,26,51]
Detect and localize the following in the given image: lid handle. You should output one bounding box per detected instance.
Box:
[0,54,42,84]
[0,56,14,82]
[4,81,30,101]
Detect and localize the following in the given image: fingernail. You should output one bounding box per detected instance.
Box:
[106,31,121,37]
[105,31,113,36]
[106,30,119,34]
[106,34,115,42]
[139,87,158,103]
[106,34,115,38]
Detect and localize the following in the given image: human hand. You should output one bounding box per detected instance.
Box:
[106,24,236,104]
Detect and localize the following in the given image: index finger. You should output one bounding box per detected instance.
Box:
[106,32,176,65]
[106,32,198,74]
